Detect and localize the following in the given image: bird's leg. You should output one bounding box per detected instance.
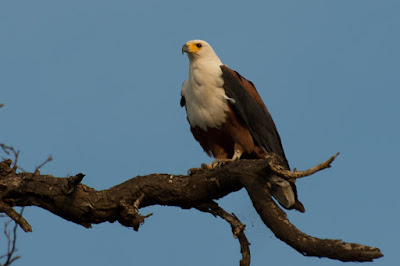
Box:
[232,147,243,161]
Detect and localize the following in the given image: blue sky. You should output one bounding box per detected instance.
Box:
[1,0,399,265]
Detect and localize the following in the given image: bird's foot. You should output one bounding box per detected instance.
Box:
[208,158,235,169]
[188,163,209,175]
[188,158,238,175]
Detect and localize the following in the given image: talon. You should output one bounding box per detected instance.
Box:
[208,159,235,169]
[208,160,220,169]
[188,167,202,175]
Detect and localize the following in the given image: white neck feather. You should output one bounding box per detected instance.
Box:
[182,54,230,130]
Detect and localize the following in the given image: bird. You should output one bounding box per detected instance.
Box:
[180,40,304,212]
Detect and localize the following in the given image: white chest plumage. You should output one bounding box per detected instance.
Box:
[182,63,230,131]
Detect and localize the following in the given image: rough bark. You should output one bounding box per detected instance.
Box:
[0,155,383,265]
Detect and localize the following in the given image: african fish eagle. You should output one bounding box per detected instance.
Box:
[181,40,304,212]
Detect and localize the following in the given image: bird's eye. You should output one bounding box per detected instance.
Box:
[196,43,202,48]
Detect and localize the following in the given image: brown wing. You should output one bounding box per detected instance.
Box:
[220,65,290,169]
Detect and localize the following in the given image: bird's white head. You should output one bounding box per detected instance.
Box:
[182,40,221,63]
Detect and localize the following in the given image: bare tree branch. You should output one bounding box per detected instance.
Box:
[0,202,31,233]
[0,208,24,266]
[267,152,339,179]
[66,173,85,194]
[0,143,55,265]
[0,144,21,172]
[240,171,382,262]
[196,201,250,266]
[34,155,53,173]
[1,143,53,174]
[0,142,22,266]
[0,156,383,264]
